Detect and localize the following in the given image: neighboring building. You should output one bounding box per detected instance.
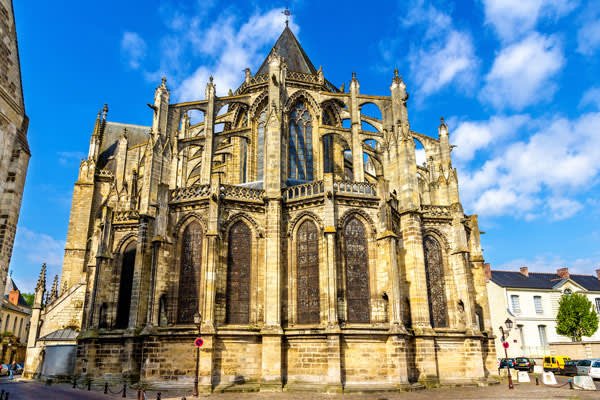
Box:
[25,26,495,391]
[0,275,31,363]
[0,0,30,318]
[487,266,600,359]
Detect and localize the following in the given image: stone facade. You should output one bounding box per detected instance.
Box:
[25,27,496,391]
[0,0,30,317]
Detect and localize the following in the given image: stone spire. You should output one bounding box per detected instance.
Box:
[33,263,46,308]
[35,263,46,292]
[48,274,59,303]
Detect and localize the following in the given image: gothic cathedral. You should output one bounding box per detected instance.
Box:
[25,27,496,391]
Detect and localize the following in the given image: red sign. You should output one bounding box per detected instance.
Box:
[502,341,509,349]
[195,337,204,347]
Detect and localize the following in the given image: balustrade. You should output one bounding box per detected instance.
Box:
[333,180,377,197]
[283,181,324,200]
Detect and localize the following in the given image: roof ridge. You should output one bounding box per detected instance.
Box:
[257,26,317,75]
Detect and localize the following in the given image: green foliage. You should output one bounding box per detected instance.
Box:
[21,292,34,306]
[556,292,599,341]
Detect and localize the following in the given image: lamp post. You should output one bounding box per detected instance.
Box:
[499,318,514,389]
[193,312,202,397]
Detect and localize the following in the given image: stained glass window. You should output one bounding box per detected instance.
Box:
[323,135,333,173]
[296,220,320,324]
[344,218,370,323]
[257,108,266,181]
[289,102,313,181]
[177,222,203,323]
[423,236,448,328]
[226,221,251,324]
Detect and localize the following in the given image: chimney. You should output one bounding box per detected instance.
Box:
[557,267,570,279]
[484,263,491,280]
[596,269,600,280]
[8,289,20,306]
[520,266,529,277]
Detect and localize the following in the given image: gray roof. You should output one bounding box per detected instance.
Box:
[38,328,78,342]
[257,26,317,75]
[4,278,30,307]
[491,270,600,291]
[98,121,150,169]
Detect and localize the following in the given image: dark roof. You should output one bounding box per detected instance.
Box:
[98,121,150,169]
[257,26,317,75]
[491,270,600,291]
[3,278,30,307]
[1,299,30,315]
[38,328,78,342]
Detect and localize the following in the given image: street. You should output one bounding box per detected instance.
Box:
[0,374,598,399]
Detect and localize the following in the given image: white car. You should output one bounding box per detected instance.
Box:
[589,360,600,379]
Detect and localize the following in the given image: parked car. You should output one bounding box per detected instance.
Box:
[515,357,535,372]
[0,365,8,376]
[577,359,593,376]
[499,358,517,369]
[543,356,571,373]
[589,360,600,379]
[562,360,578,376]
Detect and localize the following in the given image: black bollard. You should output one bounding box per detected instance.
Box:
[122,384,127,398]
[4,392,9,400]
[104,382,108,394]
[156,392,161,400]
[182,397,187,400]
[72,376,77,389]
[1,389,4,397]
[87,380,91,391]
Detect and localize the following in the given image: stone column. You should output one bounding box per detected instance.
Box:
[386,334,410,389]
[349,72,364,182]
[200,78,216,185]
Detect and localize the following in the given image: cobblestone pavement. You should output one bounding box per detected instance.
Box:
[1,375,598,400]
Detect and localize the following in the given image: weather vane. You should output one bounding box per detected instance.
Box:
[282,2,291,26]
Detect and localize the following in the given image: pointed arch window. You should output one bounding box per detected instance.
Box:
[288,102,313,181]
[344,217,370,323]
[256,107,266,181]
[177,222,203,323]
[423,236,448,328]
[115,242,136,329]
[296,220,320,324]
[323,134,333,174]
[226,221,251,324]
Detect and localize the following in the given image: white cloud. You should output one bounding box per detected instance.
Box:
[391,0,478,97]
[57,151,86,166]
[120,32,147,69]
[458,109,600,220]
[452,115,530,163]
[482,0,578,42]
[577,18,600,55]
[580,87,600,109]
[13,227,65,268]
[495,254,600,275]
[480,33,564,110]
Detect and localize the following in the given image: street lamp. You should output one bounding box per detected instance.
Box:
[193,312,202,397]
[499,318,514,389]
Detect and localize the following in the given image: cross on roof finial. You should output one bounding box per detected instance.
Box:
[282,2,291,27]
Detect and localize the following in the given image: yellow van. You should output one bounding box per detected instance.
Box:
[543,356,571,374]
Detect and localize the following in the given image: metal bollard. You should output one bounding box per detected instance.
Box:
[87,380,91,391]
[182,397,186,400]
[122,384,127,398]
[568,379,573,389]
[156,392,161,400]
[104,382,108,394]
[535,376,539,385]
[72,376,77,388]
[1,389,4,397]
[4,392,9,400]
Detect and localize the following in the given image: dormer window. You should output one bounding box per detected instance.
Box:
[564,289,572,295]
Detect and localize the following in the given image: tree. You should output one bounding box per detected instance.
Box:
[21,292,34,306]
[556,292,599,342]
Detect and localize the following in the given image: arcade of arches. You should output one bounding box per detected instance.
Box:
[25,26,496,392]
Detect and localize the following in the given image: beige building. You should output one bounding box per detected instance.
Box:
[486,266,600,360]
[0,0,30,319]
[25,27,496,391]
[0,276,31,363]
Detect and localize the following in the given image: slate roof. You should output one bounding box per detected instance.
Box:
[38,328,78,342]
[257,26,317,75]
[3,278,30,308]
[98,121,150,169]
[491,270,600,292]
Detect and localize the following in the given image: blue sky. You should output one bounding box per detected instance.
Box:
[10,0,600,292]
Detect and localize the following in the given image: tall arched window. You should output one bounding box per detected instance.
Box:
[323,135,333,174]
[226,221,251,324]
[296,220,320,324]
[115,242,136,329]
[288,102,313,181]
[177,221,203,323]
[424,236,448,328]
[256,107,266,181]
[344,217,370,323]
